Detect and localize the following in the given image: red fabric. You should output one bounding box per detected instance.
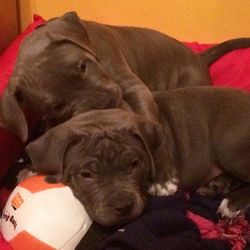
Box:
[0,16,45,181]
[187,211,250,250]
[0,234,12,250]
[186,41,250,91]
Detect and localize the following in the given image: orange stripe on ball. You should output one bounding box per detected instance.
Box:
[19,175,64,193]
[10,231,55,250]
[11,192,24,209]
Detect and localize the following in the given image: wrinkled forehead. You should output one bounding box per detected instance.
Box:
[66,134,145,175]
[94,135,133,154]
[87,133,134,153]
[68,132,136,158]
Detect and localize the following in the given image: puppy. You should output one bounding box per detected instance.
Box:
[25,109,171,226]
[2,11,250,141]
[25,86,250,225]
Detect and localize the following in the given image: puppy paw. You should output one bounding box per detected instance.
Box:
[196,184,220,197]
[217,198,241,219]
[149,179,178,196]
[17,169,37,183]
[196,186,213,197]
[196,174,245,198]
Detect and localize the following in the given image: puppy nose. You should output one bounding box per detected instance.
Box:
[109,192,134,216]
[113,198,134,216]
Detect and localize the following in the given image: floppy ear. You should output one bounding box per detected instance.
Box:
[130,130,156,181]
[25,126,77,183]
[48,11,96,57]
[136,119,177,183]
[0,85,28,142]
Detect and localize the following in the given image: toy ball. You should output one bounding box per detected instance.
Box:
[1,175,92,250]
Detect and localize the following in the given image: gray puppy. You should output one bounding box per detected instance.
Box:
[25,86,250,225]
[2,11,250,141]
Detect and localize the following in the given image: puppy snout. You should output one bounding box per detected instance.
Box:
[114,199,134,216]
[108,192,134,216]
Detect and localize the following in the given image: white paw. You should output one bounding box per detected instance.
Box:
[217,198,241,218]
[149,179,178,196]
[16,169,37,183]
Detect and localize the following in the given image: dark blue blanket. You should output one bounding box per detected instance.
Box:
[78,191,250,250]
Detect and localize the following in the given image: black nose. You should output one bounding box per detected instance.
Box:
[114,199,134,216]
[109,193,134,216]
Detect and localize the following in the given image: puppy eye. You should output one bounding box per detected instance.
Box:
[130,159,139,169]
[15,88,24,105]
[78,60,87,73]
[80,171,93,179]
[53,102,65,111]
[53,103,64,111]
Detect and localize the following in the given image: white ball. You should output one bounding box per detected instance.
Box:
[1,175,92,250]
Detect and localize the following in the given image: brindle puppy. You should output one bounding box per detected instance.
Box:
[26,110,165,226]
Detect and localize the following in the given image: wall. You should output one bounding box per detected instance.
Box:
[0,0,19,53]
[19,0,250,43]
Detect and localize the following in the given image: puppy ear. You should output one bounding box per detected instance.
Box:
[60,11,82,24]
[136,119,176,182]
[48,11,96,58]
[0,85,28,142]
[25,126,76,182]
[130,130,156,180]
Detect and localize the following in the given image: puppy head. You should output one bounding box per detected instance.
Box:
[25,109,172,226]
[0,12,121,141]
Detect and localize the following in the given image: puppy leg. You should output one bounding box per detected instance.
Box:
[148,178,179,196]
[196,173,246,198]
[218,184,250,219]
[148,168,179,197]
